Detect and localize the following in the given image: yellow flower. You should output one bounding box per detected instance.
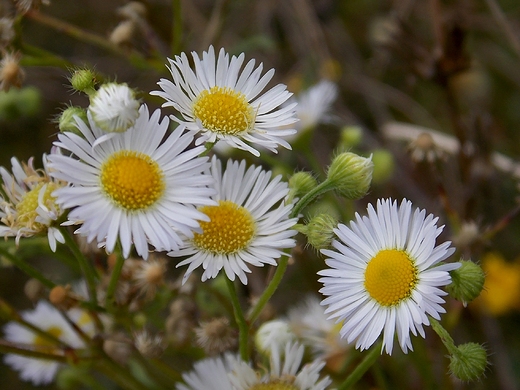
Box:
[471,253,520,316]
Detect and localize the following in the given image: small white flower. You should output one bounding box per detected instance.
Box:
[176,342,331,390]
[151,45,297,156]
[230,342,332,390]
[287,295,349,360]
[318,198,460,355]
[88,82,140,133]
[48,104,215,259]
[177,353,239,390]
[291,80,338,135]
[170,156,298,284]
[0,155,65,251]
[255,319,296,355]
[2,301,85,386]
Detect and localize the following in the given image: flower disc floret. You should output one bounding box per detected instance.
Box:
[100,150,165,210]
[194,200,256,254]
[192,86,254,135]
[0,156,65,251]
[16,182,61,229]
[364,249,418,306]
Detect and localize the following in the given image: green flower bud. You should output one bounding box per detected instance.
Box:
[288,171,318,203]
[58,106,87,135]
[340,126,363,149]
[299,214,337,250]
[326,152,373,200]
[449,342,487,381]
[371,149,395,184]
[69,68,97,95]
[447,260,485,306]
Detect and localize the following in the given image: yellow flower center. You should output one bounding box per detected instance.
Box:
[33,326,63,349]
[100,150,165,210]
[16,182,60,229]
[364,249,418,306]
[192,86,255,135]
[193,200,256,254]
[249,382,298,390]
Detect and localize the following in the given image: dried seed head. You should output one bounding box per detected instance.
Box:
[0,52,24,91]
[134,330,164,358]
[195,317,237,355]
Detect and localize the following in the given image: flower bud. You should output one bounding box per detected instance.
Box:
[326,152,373,199]
[447,260,485,306]
[0,18,15,46]
[255,320,295,355]
[371,149,395,184]
[49,285,77,310]
[109,20,136,48]
[118,1,148,20]
[24,278,45,302]
[69,68,97,95]
[299,214,337,250]
[449,342,487,381]
[339,126,363,149]
[288,171,317,203]
[88,82,140,133]
[58,106,88,135]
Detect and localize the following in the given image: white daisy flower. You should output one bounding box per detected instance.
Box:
[176,342,331,390]
[47,104,216,259]
[151,45,297,157]
[177,353,239,390]
[318,198,460,355]
[0,155,66,251]
[2,301,85,386]
[88,82,140,133]
[287,295,349,361]
[230,342,332,390]
[169,156,298,284]
[291,80,338,135]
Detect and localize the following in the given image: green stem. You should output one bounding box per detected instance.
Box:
[24,10,153,70]
[0,340,68,362]
[225,277,249,361]
[0,247,55,289]
[150,358,183,383]
[337,342,381,390]
[430,317,458,355]
[247,256,289,324]
[246,171,335,327]
[96,352,150,390]
[0,298,70,348]
[105,254,125,310]
[20,43,73,68]
[291,179,335,218]
[62,229,99,306]
[132,352,175,389]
